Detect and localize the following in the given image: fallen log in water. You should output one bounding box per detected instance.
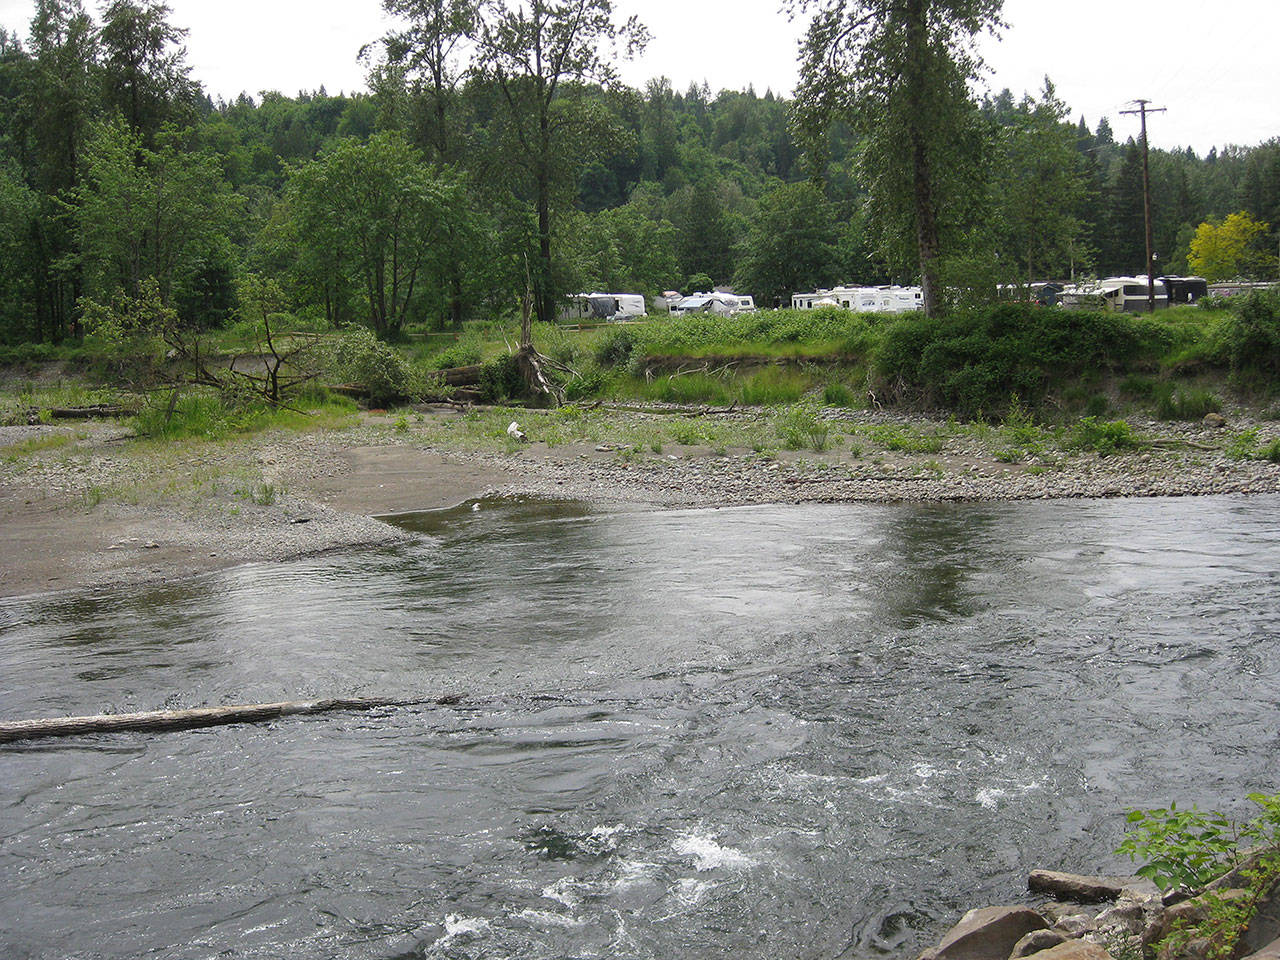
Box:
[0,694,463,744]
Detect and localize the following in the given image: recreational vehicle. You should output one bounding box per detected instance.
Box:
[1059,277,1168,312]
[791,285,923,313]
[670,291,756,316]
[559,293,647,323]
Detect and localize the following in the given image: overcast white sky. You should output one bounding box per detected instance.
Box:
[3,0,1277,153]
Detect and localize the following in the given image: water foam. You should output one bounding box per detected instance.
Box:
[671,832,756,871]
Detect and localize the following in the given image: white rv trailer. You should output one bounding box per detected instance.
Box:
[1058,277,1168,312]
[559,293,648,323]
[791,285,923,314]
[670,291,756,316]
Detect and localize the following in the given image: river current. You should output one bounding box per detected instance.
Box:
[2,495,1279,959]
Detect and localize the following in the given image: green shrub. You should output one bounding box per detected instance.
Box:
[1224,428,1280,462]
[736,367,812,405]
[1221,289,1280,381]
[1117,794,1280,960]
[478,354,524,404]
[775,404,830,451]
[595,326,638,367]
[1120,375,1157,399]
[872,303,1166,417]
[823,381,858,407]
[328,326,418,405]
[1069,417,1144,455]
[868,424,943,454]
[426,336,483,371]
[134,390,262,440]
[564,370,606,400]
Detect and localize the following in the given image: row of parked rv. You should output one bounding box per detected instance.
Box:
[560,276,1269,324]
[559,290,759,322]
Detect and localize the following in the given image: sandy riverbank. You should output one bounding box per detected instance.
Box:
[2,404,1278,599]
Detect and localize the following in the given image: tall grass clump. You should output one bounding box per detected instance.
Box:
[134,391,256,440]
[872,303,1167,417]
[1153,384,1221,420]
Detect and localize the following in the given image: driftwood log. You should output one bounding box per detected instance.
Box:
[25,404,139,422]
[0,694,463,744]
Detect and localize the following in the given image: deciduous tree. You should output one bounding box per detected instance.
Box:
[793,0,1003,317]
[1189,211,1273,282]
[473,0,646,326]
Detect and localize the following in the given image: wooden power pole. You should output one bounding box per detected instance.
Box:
[1121,99,1167,312]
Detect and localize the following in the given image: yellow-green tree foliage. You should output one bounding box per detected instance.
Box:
[1188,211,1272,281]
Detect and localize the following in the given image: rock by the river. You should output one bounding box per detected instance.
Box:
[1011,928,1068,958]
[1029,870,1137,903]
[1025,941,1114,960]
[1241,936,1280,960]
[1143,888,1255,958]
[917,905,1050,960]
[1242,879,1280,956]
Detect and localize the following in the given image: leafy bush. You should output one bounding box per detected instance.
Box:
[564,369,606,401]
[872,303,1166,417]
[775,404,830,451]
[595,326,638,367]
[1221,288,1280,383]
[1069,417,1145,455]
[868,424,943,454]
[1118,794,1280,960]
[1224,428,1280,462]
[133,389,268,440]
[823,381,858,407]
[327,326,419,405]
[426,335,483,371]
[477,354,524,403]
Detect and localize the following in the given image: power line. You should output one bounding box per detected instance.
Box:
[1121,99,1167,313]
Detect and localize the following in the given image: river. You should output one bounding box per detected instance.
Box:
[2,495,1279,959]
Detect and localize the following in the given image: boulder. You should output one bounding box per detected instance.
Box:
[1240,936,1280,960]
[1053,914,1098,938]
[1142,888,1254,957]
[1029,871,1135,903]
[918,906,1050,960]
[1095,893,1163,938]
[1241,879,1280,955]
[1023,941,1113,960]
[1011,929,1068,958]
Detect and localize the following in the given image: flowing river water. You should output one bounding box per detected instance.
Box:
[3,495,1280,960]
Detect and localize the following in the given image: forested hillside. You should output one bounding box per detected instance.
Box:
[1,0,1277,346]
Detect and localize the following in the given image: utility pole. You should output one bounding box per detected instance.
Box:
[1121,99,1167,312]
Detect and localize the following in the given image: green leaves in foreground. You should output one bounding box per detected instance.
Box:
[1117,793,1280,894]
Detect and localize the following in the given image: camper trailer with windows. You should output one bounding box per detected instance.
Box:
[1059,277,1169,312]
[559,293,647,323]
[670,291,756,316]
[791,285,923,313]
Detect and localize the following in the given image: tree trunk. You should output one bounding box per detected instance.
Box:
[906,0,941,319]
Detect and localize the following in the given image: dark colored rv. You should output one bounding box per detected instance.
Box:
[1158,276,1209,305]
